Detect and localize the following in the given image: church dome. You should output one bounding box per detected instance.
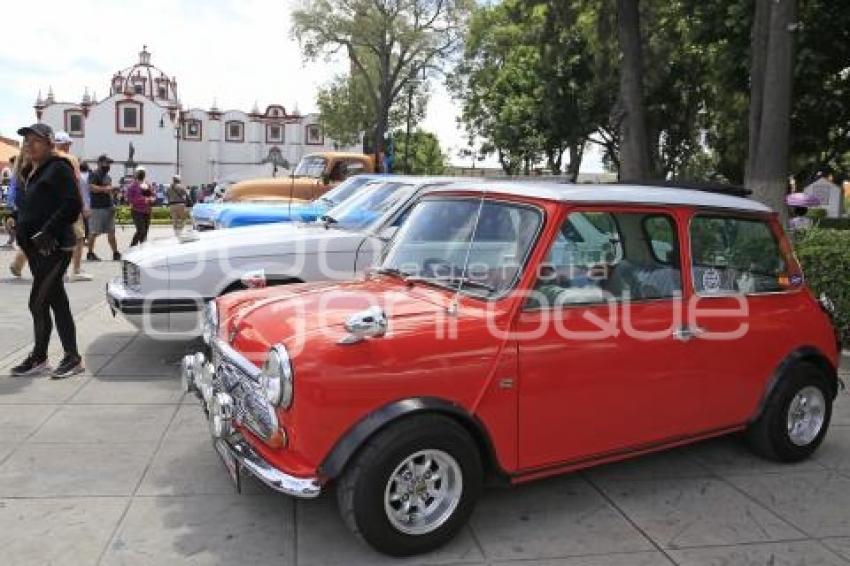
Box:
[110,46,178,105]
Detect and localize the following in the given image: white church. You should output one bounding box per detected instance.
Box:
[35,47,358,186]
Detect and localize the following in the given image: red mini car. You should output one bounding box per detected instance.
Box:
[183,181,841,556]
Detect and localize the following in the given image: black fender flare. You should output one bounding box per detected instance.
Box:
[749,346,839,424]
[318,397,507,482]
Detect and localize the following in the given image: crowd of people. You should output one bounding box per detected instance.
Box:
[0,123,192,379]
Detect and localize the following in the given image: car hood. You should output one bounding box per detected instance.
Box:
[124,222,358,267]
[218,203,328,227]
[226,278,448,362]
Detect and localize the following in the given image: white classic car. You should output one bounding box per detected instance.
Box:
[106,177,451,335]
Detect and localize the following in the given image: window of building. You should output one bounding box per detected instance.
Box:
[305,124,324,145]
[225,120,244,142]
[116,101,143,134]
[64,110,84,137]
[133,82,144,95]
[527,210,682,308]
[183,119,202,140]
[690,216,790,295]
[266,124,283,143]
[157,85,167,99]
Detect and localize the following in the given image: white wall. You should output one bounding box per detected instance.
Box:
[39,100,362,187]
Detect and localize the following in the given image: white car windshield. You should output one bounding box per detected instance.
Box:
[381,197,542,297]
[294,156,327,178]
[322,181,416,232]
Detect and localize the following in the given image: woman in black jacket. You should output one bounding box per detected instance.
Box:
[10,123,84,379]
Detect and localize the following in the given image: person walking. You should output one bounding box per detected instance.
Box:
[9,151,30,277]
[10,123,84,378]
[127,167,153,246]
[166,174,188,237]
[3,155,18,249]
[86,154,120,261]
[53,131,92,282]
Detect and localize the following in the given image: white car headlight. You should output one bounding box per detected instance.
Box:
[262,344,293,408]
[203,300,219,345]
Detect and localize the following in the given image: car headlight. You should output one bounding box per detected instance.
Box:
[261,344,293,408]
[203,300,219,345]
[122,261,141,290]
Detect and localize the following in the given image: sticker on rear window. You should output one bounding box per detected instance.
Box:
[789,273,803,287]
[703,268,722,293]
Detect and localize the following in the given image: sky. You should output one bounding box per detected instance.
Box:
[0,0,603,171]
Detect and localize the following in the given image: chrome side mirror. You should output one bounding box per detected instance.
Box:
[339,306,388,345]
[378,225,398,242]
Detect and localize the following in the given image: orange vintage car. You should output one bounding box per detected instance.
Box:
[224,152,376,202]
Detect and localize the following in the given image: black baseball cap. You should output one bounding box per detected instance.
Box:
[97,154,114,164]
[17,123,54,142]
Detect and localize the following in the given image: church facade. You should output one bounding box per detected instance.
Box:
[35,47,356,185]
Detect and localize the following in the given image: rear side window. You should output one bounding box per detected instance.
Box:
[690,216,788,294]
[527,210,682,308]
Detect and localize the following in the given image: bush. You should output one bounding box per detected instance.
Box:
[795,227,850,344]
[115,205,173,224]
[816,217,850,230]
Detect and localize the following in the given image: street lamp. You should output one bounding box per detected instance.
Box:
[160,110,185,176]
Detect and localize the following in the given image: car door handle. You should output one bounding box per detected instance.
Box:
[673,326,704,342]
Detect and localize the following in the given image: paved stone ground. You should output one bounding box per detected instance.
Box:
[2,226,850,565]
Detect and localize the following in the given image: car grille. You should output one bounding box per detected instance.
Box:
[215,351,278,441]
[122,261,140,289]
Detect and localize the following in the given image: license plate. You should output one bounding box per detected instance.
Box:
[213,439,242,493]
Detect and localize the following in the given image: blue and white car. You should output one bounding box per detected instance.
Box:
[190,174,387,231]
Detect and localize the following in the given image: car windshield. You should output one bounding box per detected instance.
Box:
[381,197,542,298]
[315,176,375,206]
[323,181,416,232]
[293,156,327,178]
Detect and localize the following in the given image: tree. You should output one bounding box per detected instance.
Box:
[292,0,473,169]
[317,67,429,152]
[451,1,608,177]
[616,0,651,181]
[746,0,797,216]
[392,128,448,174]
[316,74,373,148]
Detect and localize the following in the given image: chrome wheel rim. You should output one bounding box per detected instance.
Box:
[384,449,463,535]
[787,385,826,446]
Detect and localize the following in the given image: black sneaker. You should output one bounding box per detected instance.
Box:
[87,252,101,261]
[51,354,84,379]
[10,353,49,376]
[112,251,122,261]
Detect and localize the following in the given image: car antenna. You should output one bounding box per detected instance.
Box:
[448,191,486,316]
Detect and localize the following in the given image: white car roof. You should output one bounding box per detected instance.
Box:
[423,181,772,213]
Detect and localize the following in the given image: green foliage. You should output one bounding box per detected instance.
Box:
[450,0,607,175]
[316,75,372,148]
[391,129,448,175]
[317,65,429,150]
[815,217,850,231]
[292,0,473,160]
[115,206,173,225]
[795,228,850,343]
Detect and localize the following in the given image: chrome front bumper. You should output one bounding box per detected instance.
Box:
[182,346,321,499]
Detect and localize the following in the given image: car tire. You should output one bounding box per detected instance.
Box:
[746,362,833,462]
[336,414,483,557]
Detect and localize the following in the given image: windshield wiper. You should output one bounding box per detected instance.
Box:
[423,275,495,294]
[321,214,339,228]
[319,196,335,207]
